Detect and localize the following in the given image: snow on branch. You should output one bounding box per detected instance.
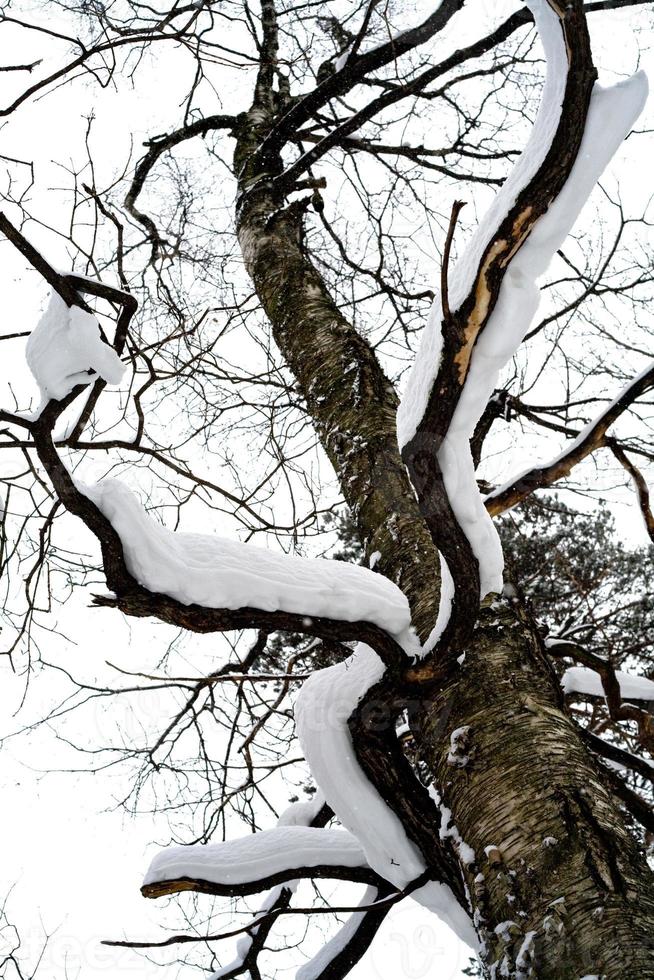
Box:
[136,794,400,977]
[3,222,410,672]
[141,826,374,899]
[26,291,125,404]
[206,796,331,978]
[81,479,415,649]
[551,640,654,756]
[0,220,414,659]
[295,642,479,948]
[0,213,135,416]
[486,360,654,516]
[561,666,654,704]
[145,795,346,976]
[396,0,647,652]
[399,0,578,450]
[15,323,413,676]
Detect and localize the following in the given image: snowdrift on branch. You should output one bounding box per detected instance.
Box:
[295,642,479,947]
[26,291,124,403]
[562,666,654,703]
[143,826,368,894]
[80,479,414,644]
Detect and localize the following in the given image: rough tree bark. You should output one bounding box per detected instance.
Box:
[232,14,654,978]
[418,598,654,977]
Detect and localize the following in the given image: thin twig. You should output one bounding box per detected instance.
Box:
[441,199,466,321]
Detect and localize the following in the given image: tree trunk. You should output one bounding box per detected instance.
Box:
[234,107,654,979]
[234,111,441,640]
[416,597,654,978]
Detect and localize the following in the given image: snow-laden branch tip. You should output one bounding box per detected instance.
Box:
[485,358,654,515]
[26,290,125,406]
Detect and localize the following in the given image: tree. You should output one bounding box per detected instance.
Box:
[0,0,653,977]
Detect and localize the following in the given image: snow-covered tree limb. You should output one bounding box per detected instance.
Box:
[486,361,654,516]
[1,221,413,675]
[398,0,647,673]
[141,826,377,898]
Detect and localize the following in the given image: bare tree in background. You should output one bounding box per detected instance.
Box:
[1,0,653,977]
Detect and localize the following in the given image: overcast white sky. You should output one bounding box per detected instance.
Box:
[1,1,653,978]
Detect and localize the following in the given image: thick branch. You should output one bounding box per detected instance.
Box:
[3,217,407,672]
[580,729,654,786]
[596,760,654,833]
[400,2,597,664]
[251,0,464,174]
[142,863,380,900]
[94,589,406,670]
